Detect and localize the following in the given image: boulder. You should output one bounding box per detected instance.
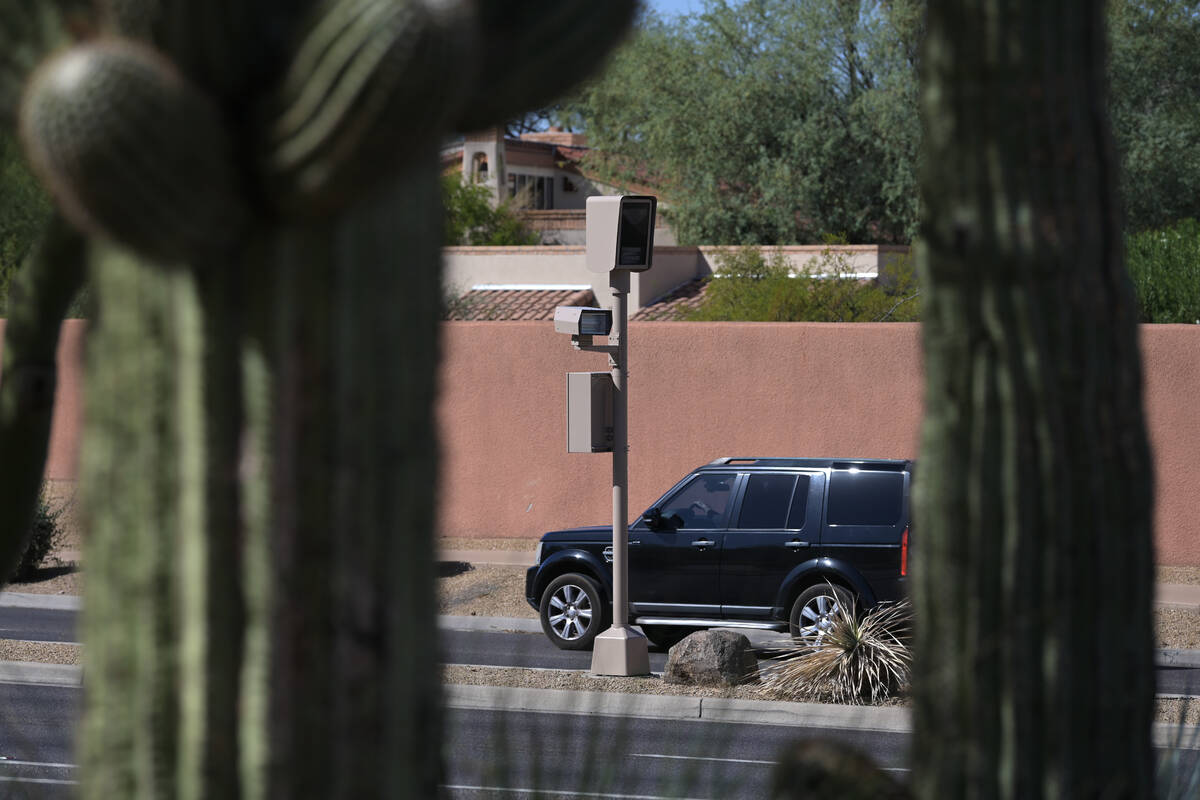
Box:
[663,630,759,687]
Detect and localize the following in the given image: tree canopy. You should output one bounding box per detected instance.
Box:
[567,0,1200,245]
[568,0,923,245]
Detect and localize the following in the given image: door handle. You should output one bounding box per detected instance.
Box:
[691,538,715,550]
[785,540,810,549]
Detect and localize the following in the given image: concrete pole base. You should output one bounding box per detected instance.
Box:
[590,624,651,676]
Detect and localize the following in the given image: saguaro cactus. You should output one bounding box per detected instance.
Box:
[0,1,636,797]
[913,1,1155,797]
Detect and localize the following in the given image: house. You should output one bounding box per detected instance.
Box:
[440,130,907,322]
[440,127,676,246]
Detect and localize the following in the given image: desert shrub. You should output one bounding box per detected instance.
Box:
[686,245,920,322]
[8,485,64,582]
[762,593,913,704]
[442,175,539,246]
[1126,218,1200,323]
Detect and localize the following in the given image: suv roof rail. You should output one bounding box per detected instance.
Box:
[704,457,912,469]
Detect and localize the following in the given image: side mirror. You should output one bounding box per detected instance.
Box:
[641,508,663,531]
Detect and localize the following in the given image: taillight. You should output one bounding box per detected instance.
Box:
[900,527,909,577]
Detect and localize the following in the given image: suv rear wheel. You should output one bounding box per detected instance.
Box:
[789,584,854,643]
[539,573,608,650]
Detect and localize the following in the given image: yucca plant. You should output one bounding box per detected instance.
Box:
[763,591,913,705]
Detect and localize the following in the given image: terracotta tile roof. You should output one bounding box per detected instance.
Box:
[630,278,710,321]
[445,287,596,321]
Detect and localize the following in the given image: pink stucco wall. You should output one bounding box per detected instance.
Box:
[438,322,1200,566]
[0,319,85,482]
[4,319,1197,565]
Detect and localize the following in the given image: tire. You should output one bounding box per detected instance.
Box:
[539,572,608,650]
[789,584,855,643]
[640,625,698,651]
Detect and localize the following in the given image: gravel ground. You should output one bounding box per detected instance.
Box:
[7,562,83,596]
[438,564,537,619]
[0,639,80,665]
[1159,566,1200,586]
[440,538,539,552]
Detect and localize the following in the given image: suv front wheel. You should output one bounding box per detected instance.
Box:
[789,584,854,643]
[539,573,609,650]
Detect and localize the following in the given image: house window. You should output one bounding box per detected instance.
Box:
[507,174,555,209]
[471,153,488,183]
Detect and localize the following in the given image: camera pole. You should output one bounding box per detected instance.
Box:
[590,268,650,676]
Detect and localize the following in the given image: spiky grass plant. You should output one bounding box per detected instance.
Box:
[764,591,913,705]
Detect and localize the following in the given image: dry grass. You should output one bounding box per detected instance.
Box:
[438,564,536,619]
[763,597,913,705]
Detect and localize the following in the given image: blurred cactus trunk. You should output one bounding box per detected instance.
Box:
[79,166,446,800]
[264,161,446,797]
[913,1,1155,798]
[3,1,636,797]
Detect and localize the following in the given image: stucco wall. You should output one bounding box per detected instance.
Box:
[438,322,1200,566]
[4,319,1197,564]
[0,319,85,482]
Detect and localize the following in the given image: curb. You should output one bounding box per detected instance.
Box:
[444,683,1199,746]
[0,592,82,611]
[0,661,81,687]
[438,615,541,634]
[1158,649,1200,669]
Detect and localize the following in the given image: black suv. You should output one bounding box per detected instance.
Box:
[525,457,912,650]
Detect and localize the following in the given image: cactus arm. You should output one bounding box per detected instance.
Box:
[0,212,84,585]
[453,0,638,132]
[77,245,194,799]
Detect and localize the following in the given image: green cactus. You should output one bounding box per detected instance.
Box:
[0,1,637,798]
[20,40,249,263]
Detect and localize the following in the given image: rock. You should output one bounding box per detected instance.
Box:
[663,630,758,687]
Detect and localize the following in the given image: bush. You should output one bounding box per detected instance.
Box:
[762,593,913,704]
[8,486,64,583]
[685,245,920,322]
[442,176,539,247]
[1126,219,1200,324]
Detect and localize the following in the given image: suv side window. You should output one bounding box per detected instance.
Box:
[736,473,797,529]
[786,474,812,528]
[659,473,736,530]
[827,470,903,526]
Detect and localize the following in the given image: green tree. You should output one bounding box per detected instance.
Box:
[0,131,52,313]
[568,0,923,246]
[914,0,1154,797]
[1108,0,1200,232]
[442,175,539,246]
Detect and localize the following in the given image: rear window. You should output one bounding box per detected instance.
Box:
[827,470,904,526]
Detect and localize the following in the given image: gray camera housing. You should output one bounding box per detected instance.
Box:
[585,195,658,274]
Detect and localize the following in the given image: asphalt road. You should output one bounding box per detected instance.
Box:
[0,683,912,799]
[5,605,1200,695]
[442,706,909,799]
[3,685,1198,800]
[0,683,78,798]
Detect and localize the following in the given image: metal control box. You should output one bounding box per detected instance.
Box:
[567,372,614,453]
